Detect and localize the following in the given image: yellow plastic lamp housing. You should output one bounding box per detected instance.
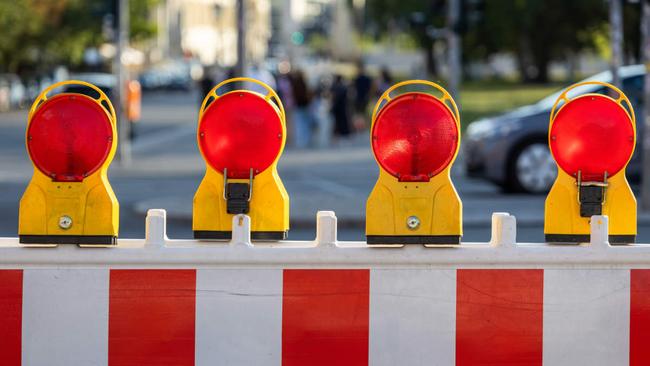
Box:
[366,80,462,245]
[19,80,119,245]
[193,77,289,240]
[544,81,636,244]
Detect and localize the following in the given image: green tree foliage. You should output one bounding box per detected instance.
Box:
[130,0,159,43]
[367,0,446,76]
[0,0,159,76]
[367,0,610,82]
[468,0,607,82]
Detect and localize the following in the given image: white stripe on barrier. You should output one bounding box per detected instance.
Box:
[22,269,109,366]
[543,269,630,365]
[195,269,282,365]
[369,269,456,366]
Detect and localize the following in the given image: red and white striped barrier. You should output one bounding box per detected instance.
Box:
[1,211,650,365]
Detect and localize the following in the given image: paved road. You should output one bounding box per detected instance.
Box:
[1,89,648,243]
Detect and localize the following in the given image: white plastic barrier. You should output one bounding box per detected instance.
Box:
[1,210,650,365]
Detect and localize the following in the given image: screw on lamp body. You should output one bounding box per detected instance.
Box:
[58,215,73,230]
[407,216,420,230]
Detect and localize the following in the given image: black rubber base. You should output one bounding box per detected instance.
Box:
[19,235,117,245]
[194,230,288,241]
[367,235,461,245]
[545,234,636,244]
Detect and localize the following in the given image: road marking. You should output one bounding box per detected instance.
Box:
[131,125,195,153]
[304,178,361,198]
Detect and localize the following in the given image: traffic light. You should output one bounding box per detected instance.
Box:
[366,80,462,245]
[545,81,636,243]
[193,77,289,240]
[19,81,119,245]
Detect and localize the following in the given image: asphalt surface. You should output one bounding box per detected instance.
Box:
[2,89,650,243]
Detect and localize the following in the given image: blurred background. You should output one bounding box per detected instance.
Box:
[0,0,649,242]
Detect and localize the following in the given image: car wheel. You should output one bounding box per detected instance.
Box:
[507,140,557,194]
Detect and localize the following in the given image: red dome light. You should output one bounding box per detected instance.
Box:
[372,93,458,182]
[198,92,283,179]
[27,94,114,182]
[550,94,634,181]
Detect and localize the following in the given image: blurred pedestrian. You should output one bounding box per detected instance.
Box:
[220,67,237,93]
[245,62,276,94]
[199,65,215,107]
[377,67,393,96]
[275,60,295,146]
[312,77,333,148]
[330,74,351,138]
[275,61,294,109]
[290,69,314,148]
[352,61,372,131]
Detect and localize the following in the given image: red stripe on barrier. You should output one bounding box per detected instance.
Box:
[456,269,543,366]
[0,270,22,366]
[282,269,369,366]
[631,269,650,365]
[109,269,196,366]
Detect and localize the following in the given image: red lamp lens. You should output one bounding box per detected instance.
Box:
[550,94,634,181]
[27,94,114,182]
[372,93,458,181]
[198,91,283,179]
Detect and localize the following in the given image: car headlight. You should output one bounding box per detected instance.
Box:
[466,119,496,139]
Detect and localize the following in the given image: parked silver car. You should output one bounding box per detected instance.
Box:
[464,65,644,194]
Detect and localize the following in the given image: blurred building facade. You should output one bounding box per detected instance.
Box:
[153,0,271,66]
[269,0,332,58]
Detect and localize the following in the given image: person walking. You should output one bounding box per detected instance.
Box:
[377,67,393,96]
[275,62,295,146]
[352,61,372,131]
[312,78,333,148]
[290,70,313,148]
[199,65,215,107]
[330,74,351,139]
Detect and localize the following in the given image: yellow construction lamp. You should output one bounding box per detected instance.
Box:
[19,81,119,245]
[545,81,636,243]
[193,77,289,240]
[366,80,462,245]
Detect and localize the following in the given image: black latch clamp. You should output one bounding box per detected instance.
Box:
[223,168,254,214]
[577,170,608,218]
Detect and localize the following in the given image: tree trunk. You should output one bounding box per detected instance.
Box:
[532,56,550,83]
[516,53,530,82]
[516,37,535,82]
[424,40,437,78]
[566,52,577,82]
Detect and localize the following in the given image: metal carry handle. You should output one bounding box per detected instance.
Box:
[371,80,461,127]
[199,77,286,125]
[549,81,635,130]
[222,168,254,201]
[28,80,117,126]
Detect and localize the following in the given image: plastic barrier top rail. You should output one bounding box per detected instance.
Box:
[2,210,650,267]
